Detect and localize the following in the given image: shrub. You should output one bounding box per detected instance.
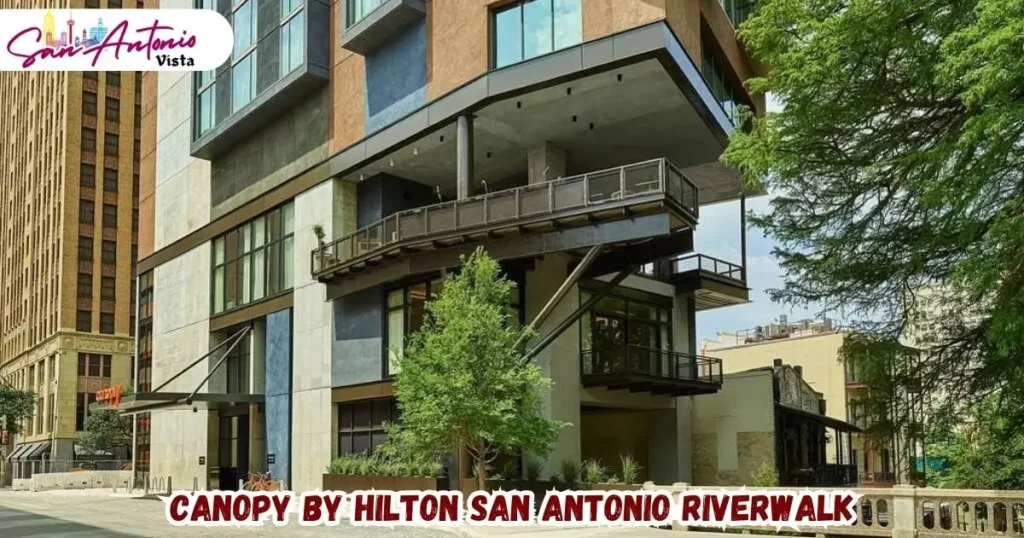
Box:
[556,459,579,486]
[581,459,606,485]
[751,460,780,487]
[620,454,641,485]
[524,457,544,481]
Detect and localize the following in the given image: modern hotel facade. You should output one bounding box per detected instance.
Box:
[132,0,763,492]
[0,0,144,480]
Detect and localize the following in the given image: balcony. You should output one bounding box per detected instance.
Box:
[581,346,723,397]
[313,159,699,281]
[671,254,749,310]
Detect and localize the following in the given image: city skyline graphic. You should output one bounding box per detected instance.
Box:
[42,9,111,49]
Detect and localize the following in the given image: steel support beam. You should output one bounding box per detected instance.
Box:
[185,325,252,406]
[740,192,747,282]
[516,244,604,350]
[522,266,635,363]
[152,325,250,393]
[457,114,474,200]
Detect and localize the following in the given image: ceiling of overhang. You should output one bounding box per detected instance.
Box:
[345,58,742,204]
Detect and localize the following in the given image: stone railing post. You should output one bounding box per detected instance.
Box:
[891,484,918,538]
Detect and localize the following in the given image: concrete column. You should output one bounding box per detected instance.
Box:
[891,485,917,538]
[250,320,266,395]
[527,141,567,185]
[526,255,581,478]
[457,115,474,199]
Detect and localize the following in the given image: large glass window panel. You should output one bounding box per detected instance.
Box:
[494,5,523,68]
[253,249,266,301]
[282,202,294,234]
[552,0,581,49]
[213,267,225,313]
[231,52,257,113]
[282,236,293,290]
[267,243,281,294]
[280,13,304,75]
[348,0,385,26]
[198,86,215,135]
[522,0,553,59]
[281,0,300,16]
[233,0,255,57]
[241,253,252,303]
[224,260,239,310]
[387,308,404,375]
[253,216,266,247]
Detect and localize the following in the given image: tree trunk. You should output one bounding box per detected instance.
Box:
[474,448,487,492]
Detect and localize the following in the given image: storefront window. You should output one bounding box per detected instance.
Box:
[337,398,399,456]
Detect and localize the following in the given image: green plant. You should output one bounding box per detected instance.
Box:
[390,248,567,491]
[311,224,325,246]
[608,475,621,484]
[0,385,35,436]
[501,459,518,480]
[80,409,132,453]
[751,460,780,488]
[581,459,606,485]
[620,454,641,485]
[556,459,579,486]
[524,457,544,481]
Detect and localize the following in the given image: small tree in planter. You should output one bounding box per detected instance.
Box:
[391,248,566,491]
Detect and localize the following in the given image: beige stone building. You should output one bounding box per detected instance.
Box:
[704,318,897,485]
[0,0,144,477]
[691,362,858,486]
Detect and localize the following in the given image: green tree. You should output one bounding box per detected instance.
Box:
[0,384,35,436]
[725,0,1024,444]
[390,248,566,491]
[80,409,131,454]
[924,397,1024,490]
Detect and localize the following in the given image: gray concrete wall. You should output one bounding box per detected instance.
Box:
[355,173,436,228]
[210,88,330,217]
[365,19,427,134]
[331,287,383,386]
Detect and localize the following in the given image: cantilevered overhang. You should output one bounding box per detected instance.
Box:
[91,392,264,415]
[340,21,744,204]
[671,254,750,311]
[137,20,749,277]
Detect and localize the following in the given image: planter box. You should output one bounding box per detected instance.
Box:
[581,483,643,491]
[323,474,446,491]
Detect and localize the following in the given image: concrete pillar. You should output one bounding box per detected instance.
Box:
[248,404,266,475]
[250,320,266,395]
[527,141,567,185]
[891,485,917,538]
[648,408,678,484]
[457,115,474,199]
[526,255,581,478]
[672,294,697,483]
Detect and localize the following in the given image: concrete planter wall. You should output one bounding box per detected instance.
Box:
[322,474,446,491]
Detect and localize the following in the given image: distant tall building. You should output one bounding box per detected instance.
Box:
[0,0,144,484]
[88,17,108,44]
[43,10,56,46]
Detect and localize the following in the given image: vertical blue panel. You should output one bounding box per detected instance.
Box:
[364,20,427,134]
[265,308,292,484]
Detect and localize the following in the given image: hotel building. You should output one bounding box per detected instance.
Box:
[129,0,764,491]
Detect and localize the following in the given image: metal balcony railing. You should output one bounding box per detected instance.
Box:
[674,253,744,282]
[581,345,723,386]
[312,158,699,277]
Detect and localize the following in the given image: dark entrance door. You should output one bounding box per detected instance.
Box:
[218,414,249,491]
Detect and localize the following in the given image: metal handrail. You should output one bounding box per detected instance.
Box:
[312,158,700,276]
[674,253,745,282]
[580,345,723,385]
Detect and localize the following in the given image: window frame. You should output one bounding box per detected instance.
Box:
[210,202,295,315]
[336,398,399,457]
[490,0,583,69]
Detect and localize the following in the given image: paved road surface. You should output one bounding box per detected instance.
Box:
[0,504,134,537]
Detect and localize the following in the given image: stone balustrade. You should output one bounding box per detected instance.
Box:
[642,483,1024,537]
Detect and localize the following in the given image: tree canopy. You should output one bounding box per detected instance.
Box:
[0,384,35,436]
[725,0,1024,447]
[80,409,131,454]
[389,248,566,490]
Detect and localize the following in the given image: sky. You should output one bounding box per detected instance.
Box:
[690,195,824,345]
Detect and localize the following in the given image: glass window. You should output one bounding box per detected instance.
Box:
[280,12,305,75]
[702,40,751,125]
[337,398,398,456]
[231,52,257,113]
[347,0,385,27]
[79,199,94,224]
[100,313,115,334]
[78,236,93,261]
[103,204,117,228]
[83,91,98,115]
[232,0,255,57]
[197,85,215,136]
[77,310,92,331]
[102,240,116,264]
[106,97,120,121]
[82,128,96,152]
[103,167,118,193]
[81,163,95,188]
[211,202,294,314]
[492,0,581,68]
[104,133,119,156]
[101,276,116,300]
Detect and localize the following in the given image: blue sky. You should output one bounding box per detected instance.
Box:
[691,195,824,344]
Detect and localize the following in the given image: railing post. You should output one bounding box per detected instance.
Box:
[659,160,666,193]
[454,201,460,231]
[423,206,429,235]
[515,189,521,217]
[891,485,918,538]
[582,174,589,206]
[483,195,489,224]
[548,181,554,213]
[619,166,626,199]
[394,213,400,242]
